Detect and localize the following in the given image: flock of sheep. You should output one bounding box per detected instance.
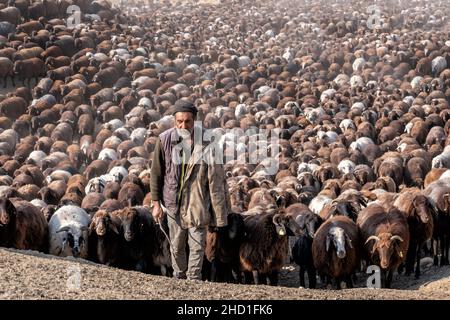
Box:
[0,0,450,290]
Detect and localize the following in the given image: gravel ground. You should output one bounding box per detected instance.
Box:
[1,248,449,300]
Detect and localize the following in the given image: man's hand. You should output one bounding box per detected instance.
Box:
[152,201,165,224]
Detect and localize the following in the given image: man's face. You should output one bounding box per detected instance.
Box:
[175,112,195,132]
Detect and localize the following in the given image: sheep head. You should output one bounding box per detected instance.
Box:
[56,224,88,258]
[272,213,302,237]
[365,232,404,269]
[89,211,119,237]
[0,198,16,226]
[412,195,432,224]
[326,226,352,259]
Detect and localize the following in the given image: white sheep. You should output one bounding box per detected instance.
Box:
[338,159,356,175]
[130,127,147,146]
[45,169,72,184]
[350,75,364,87]
[103,119,124,132]
[102,136,122,150]
[98,148,118,161]
[0,129,19,152]
[305,107,325,124]
[138,97,153,109]
[351,102,366,112]
[320,89,336,103]
[309,195,333,215]
[432,151,450,169]
[297,162,319,176]
[235,103,247,120]
[48,205,91,258]
[339,119,355,131]
[349,137,374,152]
[149,115,174,131]
[114,127,130,140]
[237,55,251,67]
[85,176,107,195]
[108,166,129,183]
[410,76,423,90]
[352,57,366,71]
[334,74,350,86]
[432,56,447,76]
[317,130,338,144]
[26,150,47,167]
[438,169,450,181]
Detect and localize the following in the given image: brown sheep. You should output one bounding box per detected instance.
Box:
[393,189,434,278]
[424,168,447,188]
[404,157,430,188]
[0,96,27,120]
[17,184,40,201]
[357,204,410,288]
[117,182,145,207]
[312,215,360,289]
[0,198,48,252]
[239,210,302,285]
[77,113,95,137]
[38,180,67,205]
[88,209,121,265]
[0,57,15,88]
[81,192,106,217]
[13,57,45,87]
[84,160,109,181]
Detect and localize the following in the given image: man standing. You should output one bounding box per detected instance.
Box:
[150,100,231,280]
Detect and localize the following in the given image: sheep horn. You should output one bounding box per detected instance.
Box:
[390,235,404,242]
[272,214,282,225]
[365,235,380,244]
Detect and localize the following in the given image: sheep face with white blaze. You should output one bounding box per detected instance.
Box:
[326,226,353,259]
[56,224,88,258]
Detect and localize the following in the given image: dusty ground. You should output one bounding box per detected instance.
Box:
[1,248,449,300]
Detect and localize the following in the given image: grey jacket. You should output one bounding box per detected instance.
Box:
[150,127,230,228]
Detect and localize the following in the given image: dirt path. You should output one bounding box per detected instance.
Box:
[1,248,449,300]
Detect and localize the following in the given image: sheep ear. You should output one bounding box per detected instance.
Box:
[88,221,96,235]
[5,199,16,215]
[345,233,353,249]
[109,222,120,235]
[57,226,70,233]
[326,234,331,252]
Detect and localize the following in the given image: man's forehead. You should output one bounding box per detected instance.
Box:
[175,112,194,120]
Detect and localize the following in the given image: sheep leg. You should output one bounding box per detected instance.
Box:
[307,266,317,289]
[386,270,393,289]
[442,236,449,266]
[405,240,417,276]
[345,275,353,289]
[10,74,14,87]
[231,261,242,284]
[252,270,260,285]
[209,259,217,282]
[432,238,439,266]
[380,270,386,288]
[27,77,31,88]
[299,266,306,287]
[415,243,422,279]
[440,235,447,266]
[335,278,341,290]
[267,270,278,286]
[2,76,5,88]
